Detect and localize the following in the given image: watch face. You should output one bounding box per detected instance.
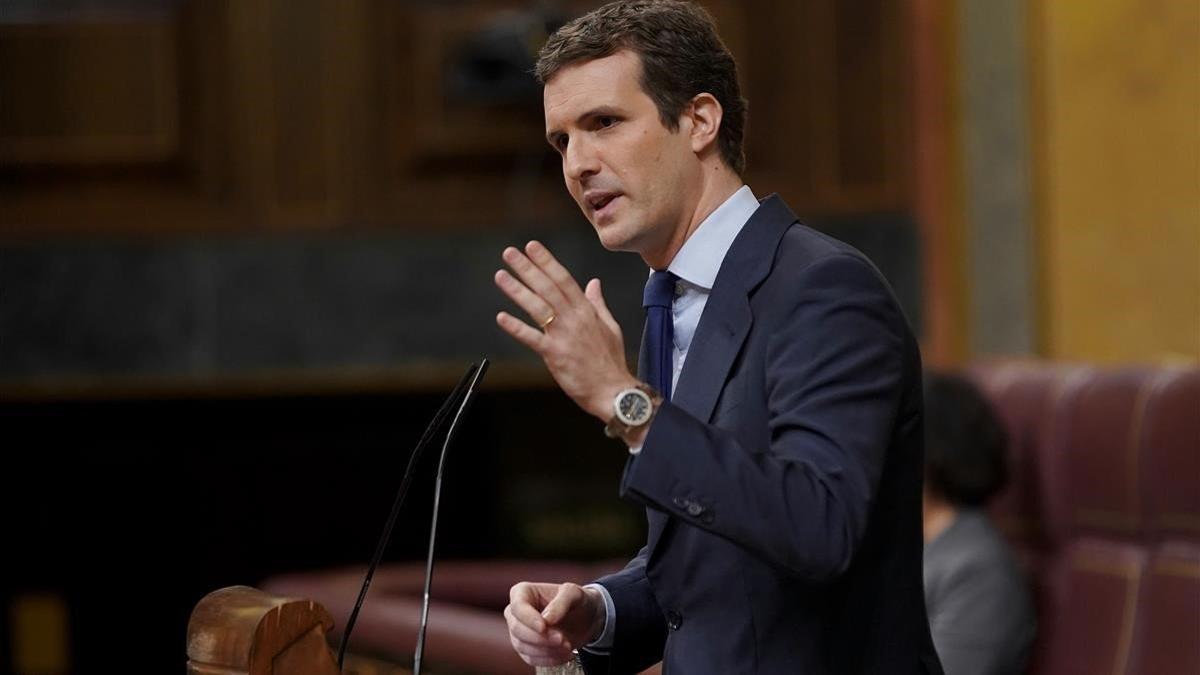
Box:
[617,390,652,425]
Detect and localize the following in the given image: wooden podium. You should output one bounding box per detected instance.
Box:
[187,586,341,675]
[186,585,587,674]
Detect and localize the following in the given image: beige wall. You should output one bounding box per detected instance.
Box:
[1031,0,1200,363]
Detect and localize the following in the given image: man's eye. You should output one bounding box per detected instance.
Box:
[598,116,616,128]
[555,136,568,152]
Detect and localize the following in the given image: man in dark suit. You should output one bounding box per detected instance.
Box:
[494,1,941,672]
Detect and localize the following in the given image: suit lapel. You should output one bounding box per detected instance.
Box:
[634,194,799,558]
[672,194,797,423]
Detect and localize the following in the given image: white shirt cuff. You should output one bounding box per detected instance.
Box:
[582,583,616,652]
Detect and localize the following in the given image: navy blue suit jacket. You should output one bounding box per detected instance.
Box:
[580,195,942,674]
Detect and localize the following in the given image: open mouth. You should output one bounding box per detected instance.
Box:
[587,192,621,217]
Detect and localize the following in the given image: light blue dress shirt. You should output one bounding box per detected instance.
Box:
[584,184,759,652]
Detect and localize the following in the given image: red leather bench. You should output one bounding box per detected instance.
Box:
[968,362,1199,675]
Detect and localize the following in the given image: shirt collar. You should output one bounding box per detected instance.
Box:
[664,185,759,291]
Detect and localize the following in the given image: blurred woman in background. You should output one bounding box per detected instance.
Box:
[922,372,1036,675]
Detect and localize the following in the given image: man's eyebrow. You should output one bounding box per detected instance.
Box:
[580,105,621,119]
[545,106,624,144]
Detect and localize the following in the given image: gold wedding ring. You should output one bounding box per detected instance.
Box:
[538,313,557,330]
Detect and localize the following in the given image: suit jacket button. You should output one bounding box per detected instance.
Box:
[667,610,682,631]
[686,502,704,517]
[672,496,689,509]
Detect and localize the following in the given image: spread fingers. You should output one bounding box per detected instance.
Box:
[525,241,586,304]
[495,270,557,329]
[496,312,546,352]
[502,246,570,310]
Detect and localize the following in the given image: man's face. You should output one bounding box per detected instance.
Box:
[543,50,702,258]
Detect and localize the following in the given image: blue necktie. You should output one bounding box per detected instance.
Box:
[643,270,678,401]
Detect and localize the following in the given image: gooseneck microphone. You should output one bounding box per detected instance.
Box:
[413,358,489,675]
[337,358,490,672]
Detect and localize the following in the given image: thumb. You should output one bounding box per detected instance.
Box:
[541,583,584,625]
[585,278,621,336]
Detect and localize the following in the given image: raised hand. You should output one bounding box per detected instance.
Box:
[495,240,639,422]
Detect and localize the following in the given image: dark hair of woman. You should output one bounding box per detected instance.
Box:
[923,372,1010,507]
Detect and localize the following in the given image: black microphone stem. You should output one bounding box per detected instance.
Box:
[337,362,480,671]
[413,358,489,675]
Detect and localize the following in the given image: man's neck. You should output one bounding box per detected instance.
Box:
[641,164,744,270]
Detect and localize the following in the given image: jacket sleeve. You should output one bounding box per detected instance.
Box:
[578,545,668,675]
[620,253,913,581]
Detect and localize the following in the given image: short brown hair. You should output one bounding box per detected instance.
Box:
[536,0,747,175]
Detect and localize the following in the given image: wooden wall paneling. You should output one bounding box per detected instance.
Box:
[0,0,919,235]
[179,0,235,202]
[886,0,914,211]
[697,0,749,66]
[818,0,907,211]
[330,0,376,226]
[908,0,968,365]
[0,2,247,235]
[740,0,816,205]
[223,0,271,222]
[217,0,336,228]
[833,0,881,190]
[349,0,392,226]
[223,0,351,228]
[383,2,578,229]
[808,0,840,208]
[372,0,914,226]
[0,17,180,165]
[832,0,906,207]
[739,0,907,215]
[405,6,541,158]
[266,0,341,226]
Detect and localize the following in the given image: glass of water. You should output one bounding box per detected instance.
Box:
[536,652,584,675]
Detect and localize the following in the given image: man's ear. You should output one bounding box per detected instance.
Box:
[686,92,724,156]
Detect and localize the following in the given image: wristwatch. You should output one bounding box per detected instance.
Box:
[604,383,662,442]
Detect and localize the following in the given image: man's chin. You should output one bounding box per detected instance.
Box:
[593,225,637,253]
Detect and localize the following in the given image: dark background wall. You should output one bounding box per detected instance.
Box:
[0,215,918,384]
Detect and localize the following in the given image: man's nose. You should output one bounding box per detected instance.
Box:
[563,138,600,182]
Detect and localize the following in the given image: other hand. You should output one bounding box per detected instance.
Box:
[504,581,606,667]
